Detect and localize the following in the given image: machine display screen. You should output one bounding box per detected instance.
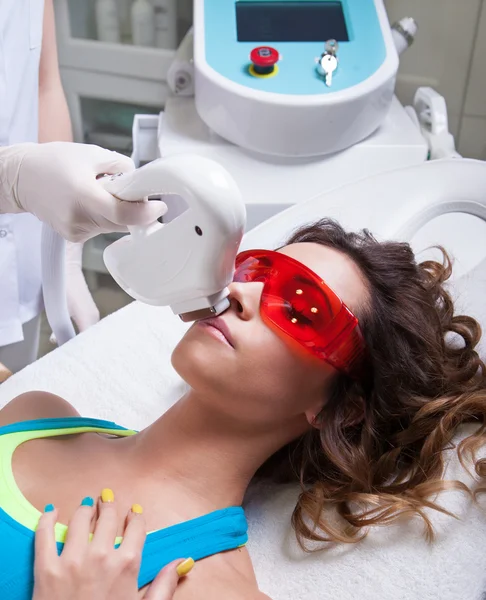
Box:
[236,1,349,43]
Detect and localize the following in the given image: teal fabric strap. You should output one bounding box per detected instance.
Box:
[0,416,133,436]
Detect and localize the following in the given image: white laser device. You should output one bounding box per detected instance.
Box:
[41,155,246,345]
[154,2,422,232]
[43,1,424,346]
[194,0,401,157]
[101,155,246,321]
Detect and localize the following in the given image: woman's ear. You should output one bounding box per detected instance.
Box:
[305,395,365,430]
[304,403,324,430]
[303,384,329,429]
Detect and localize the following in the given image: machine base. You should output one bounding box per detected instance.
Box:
[148,95,429,231]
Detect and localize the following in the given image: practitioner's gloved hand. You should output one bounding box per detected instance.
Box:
[0,142,165,243]
[33,494,195,600]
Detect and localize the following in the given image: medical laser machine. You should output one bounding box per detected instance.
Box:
[43,0,484,347]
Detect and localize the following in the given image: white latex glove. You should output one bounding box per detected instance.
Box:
[49,241,100,345]
[0,142,165,242]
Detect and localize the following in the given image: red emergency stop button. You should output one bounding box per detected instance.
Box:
[250,46,279,76]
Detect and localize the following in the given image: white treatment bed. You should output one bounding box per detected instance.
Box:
[1,159,486,599]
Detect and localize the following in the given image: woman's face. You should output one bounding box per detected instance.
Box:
[171,242,369,426]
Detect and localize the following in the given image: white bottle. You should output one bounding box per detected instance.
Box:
[95,0,121,44]
[151,0,177,49]
[131,0,156,47]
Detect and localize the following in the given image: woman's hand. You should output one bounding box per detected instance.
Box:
[33,491,194,600]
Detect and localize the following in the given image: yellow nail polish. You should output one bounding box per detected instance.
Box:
[101,488,114,503]
[131,503,143,514]
[176,558,195,577]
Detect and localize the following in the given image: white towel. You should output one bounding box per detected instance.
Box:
[1,301,485,600]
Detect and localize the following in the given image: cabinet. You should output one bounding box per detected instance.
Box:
[53,0,193,280]
[54,0,193,153]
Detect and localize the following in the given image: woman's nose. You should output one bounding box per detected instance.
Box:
[228,282,263,321]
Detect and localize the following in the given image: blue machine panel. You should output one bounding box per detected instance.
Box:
[203,0,387,95]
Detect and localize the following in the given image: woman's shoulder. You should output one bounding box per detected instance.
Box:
[0,391,80,428]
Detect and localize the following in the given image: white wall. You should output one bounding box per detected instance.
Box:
[460,1,486,159]
[385,0,486,158]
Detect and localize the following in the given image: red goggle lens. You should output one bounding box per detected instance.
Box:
[234,250,365,377]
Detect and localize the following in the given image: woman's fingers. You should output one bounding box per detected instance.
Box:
[34,492,196,600]
[120,504,147,558]
[143,559,194,600]
[59,497,95,562]
[91,489,119,549]
[34,505,59,571]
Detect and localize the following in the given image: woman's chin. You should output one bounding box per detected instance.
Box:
[171,333,235,388]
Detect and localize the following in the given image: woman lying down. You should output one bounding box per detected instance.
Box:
[0,219,485,599]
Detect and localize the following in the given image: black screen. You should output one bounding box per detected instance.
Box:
[236,2,349,43]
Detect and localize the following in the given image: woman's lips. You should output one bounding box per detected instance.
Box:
[197,317,235,348]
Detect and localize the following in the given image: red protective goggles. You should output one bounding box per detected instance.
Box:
[233,250,365,378]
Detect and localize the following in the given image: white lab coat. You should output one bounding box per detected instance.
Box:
[0,0,45,346]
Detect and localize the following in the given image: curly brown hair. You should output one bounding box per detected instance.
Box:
[257,219,486,549]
